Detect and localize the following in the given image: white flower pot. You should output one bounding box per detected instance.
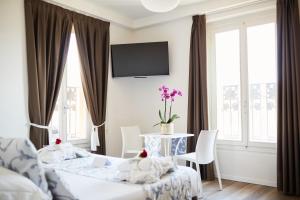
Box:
[160,123,174,134]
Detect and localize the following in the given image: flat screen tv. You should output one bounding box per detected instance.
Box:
[111,42,169,77]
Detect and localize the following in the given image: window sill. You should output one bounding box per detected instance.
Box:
[216,143,276,155]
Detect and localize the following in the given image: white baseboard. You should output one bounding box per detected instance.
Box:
[220,174,277,187]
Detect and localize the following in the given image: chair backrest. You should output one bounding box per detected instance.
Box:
[195,130,218,164]
[120,126,143,151]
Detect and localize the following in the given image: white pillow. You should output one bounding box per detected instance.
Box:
[73,146,91,158]
[38,150,65,164]
[0,167,50,200]
[38,144,90,164]
[38,143,77,164]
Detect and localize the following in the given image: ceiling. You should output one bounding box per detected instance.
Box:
[89,0,207,19]
[49,0,275,29]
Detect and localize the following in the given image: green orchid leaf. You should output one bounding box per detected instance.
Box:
[159,110,165,122]
[167,114,180,123]
[153,122,162,127]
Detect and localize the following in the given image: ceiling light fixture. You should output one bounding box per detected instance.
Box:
[141,0,180,13]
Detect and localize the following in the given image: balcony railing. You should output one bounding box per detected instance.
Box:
[218,82,276,142]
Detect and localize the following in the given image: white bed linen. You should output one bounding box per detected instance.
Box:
[59,171,145,200]
[43,154,200,200]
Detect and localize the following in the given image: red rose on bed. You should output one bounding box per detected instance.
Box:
[55,138,62,145]
[139,149,147,158]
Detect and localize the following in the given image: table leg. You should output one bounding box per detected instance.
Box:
[163,138,167,156]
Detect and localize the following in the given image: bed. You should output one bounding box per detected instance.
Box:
[42,154,201,200]
[0,137,201,200]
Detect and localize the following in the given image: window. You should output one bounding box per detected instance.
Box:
[215,30,242,141]
[247,23,277,143]
[50,31,90,144]
[208,12,277,146]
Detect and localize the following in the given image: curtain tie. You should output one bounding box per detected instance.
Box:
[27,123,51,130]
[27,123,53,143]
[91,121,105,151]
[92,121,105,130]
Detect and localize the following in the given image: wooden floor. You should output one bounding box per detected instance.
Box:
[201,179,300,200]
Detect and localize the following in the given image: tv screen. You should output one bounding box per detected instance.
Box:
[111,42,169,77]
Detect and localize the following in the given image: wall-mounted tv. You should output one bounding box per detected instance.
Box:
[111,42,169,77]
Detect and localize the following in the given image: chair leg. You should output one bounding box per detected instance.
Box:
[196,162,203,198]
[214,156,223,190]
[189,161,193,168]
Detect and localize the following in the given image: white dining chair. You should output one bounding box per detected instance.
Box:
[176,130,222,196]
[120,126,143,158]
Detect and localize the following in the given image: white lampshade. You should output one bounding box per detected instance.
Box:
[141,0,180,13]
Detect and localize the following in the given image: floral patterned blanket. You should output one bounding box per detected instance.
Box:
[143,168,192,200]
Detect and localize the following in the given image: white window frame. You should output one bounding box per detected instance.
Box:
[207,10,277,150]
[55,69,91,145]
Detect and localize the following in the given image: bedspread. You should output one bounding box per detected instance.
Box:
[42,155,198,200]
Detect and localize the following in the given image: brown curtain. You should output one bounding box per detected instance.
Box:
[187,15,214,180]
[73,13,110,155]
[24,0,72,149]
[277,0,300,196]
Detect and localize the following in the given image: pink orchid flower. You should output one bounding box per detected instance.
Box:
[156,85,182,126]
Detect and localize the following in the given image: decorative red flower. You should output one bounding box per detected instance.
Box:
[55,138,62,145]
[139,149,147,158]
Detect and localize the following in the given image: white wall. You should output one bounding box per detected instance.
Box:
[217,146,276,186]
[106,25,134,155]
[105,17,192,156]
[0,0,28,138]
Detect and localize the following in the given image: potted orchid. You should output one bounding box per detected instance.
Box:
[154,85,182,134]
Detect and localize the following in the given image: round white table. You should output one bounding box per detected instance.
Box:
[139,133,194,156]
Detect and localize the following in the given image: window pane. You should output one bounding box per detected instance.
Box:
[247,23,277,143]
[66,33,88,141]
[215,30,242,141]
